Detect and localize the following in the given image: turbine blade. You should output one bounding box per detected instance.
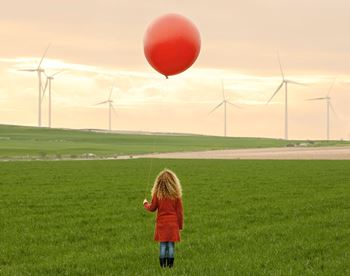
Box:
[37,43,51,69]
[277,51,285,80]
[42,78,49,99]
[17,69,37,72]
[306,97,327,101]
[109,80,116,100]
[266,82,284,104]
[111,104,118,117]
[95,100,109,105]
[221,80,226,100]
[51,70,64,77]
[329,102,339,119]
[208,101,224,114]
[109,87,114,100]
[227,101,242,109]
[327,78,337,96]
[286,80,306,86]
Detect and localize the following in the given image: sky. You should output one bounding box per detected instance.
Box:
[1,0,350,139]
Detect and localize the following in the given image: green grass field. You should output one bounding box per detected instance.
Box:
[1,159,349,275]
[1,124,349,159]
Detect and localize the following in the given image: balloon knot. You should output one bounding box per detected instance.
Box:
[165,75,169,79]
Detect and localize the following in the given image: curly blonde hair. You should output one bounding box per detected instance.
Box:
[151,169,182,200]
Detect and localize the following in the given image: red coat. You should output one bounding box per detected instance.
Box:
[144,195,183,242]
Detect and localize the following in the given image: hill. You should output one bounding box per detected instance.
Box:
[0,124,349,160]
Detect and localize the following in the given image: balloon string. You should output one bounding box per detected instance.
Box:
[145,77,166,198]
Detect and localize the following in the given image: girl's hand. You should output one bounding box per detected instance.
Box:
[143,199,148,205]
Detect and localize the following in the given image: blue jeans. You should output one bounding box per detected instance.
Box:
[159,242,175,258]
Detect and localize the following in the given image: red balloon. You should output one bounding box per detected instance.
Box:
[144,13,201,78]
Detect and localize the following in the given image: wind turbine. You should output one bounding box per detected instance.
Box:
[306,79,337,141]
[17,44,50,127]
[209,80,241,137]
[42,71,63,128]
[95,84,118,131]
[266,53,304,140]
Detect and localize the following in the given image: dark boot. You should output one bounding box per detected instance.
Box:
[159,258,166,268]
[167,258,174,268]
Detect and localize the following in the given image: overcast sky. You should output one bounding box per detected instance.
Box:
[1,0,350,139]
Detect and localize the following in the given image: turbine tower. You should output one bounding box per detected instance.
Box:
[18,44,50,127]
[266,53,304,140]
[306,79,337,141]
[209,80,241,137]
[95,84,117,131]
[42,71,63,128]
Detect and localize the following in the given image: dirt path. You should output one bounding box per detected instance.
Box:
[2,147,350,162]
[134,147,350,160]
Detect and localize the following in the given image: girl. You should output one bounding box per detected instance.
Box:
[143,169,184,268]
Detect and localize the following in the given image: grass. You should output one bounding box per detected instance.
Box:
[1,124,349,159]
[1,159,349,274]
